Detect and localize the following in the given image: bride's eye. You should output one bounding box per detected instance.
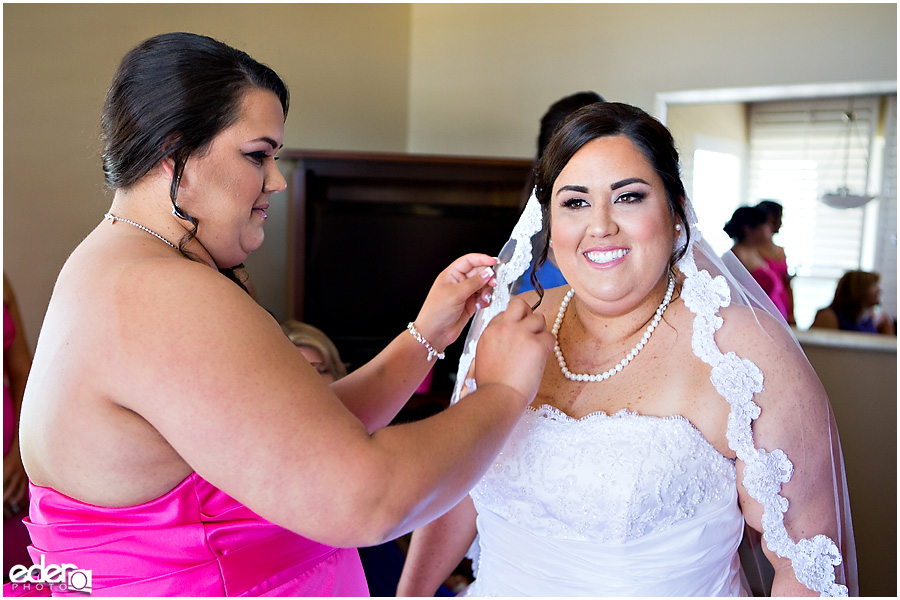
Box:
[614,191,645,204]
[561,197,589,209]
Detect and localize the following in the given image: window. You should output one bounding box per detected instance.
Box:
[691,137,744,257]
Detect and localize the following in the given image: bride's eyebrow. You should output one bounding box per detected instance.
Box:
[557,184,589,195]
[611,177,649,190]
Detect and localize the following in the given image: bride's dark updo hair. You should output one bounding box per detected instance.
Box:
[531,102,690,300]
[101,32,289,286]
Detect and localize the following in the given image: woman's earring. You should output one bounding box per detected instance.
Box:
[549,239,553,247]
[675,224,682,232]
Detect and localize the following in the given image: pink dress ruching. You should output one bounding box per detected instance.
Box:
[764,256,790,283]
[10,472,369,596]
[751,263,790,323]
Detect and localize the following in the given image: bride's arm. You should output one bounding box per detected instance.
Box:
[330,254,497,431]
[397,495,478,596]
[724,310,847,596]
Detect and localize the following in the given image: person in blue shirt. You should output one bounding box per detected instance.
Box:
[518,92,605,293]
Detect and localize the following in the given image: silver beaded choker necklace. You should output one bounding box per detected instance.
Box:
[105,213,177,249]
[552,275,675,382]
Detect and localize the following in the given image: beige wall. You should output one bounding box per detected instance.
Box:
[407,3,896,156]
[3,3,897,350]
[3,3,411,344]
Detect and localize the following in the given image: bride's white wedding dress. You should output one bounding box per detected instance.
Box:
[454,195,852,597]
[464,406,744,596]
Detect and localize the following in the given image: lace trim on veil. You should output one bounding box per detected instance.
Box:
[676,237,847,598]
[452,192,544,399]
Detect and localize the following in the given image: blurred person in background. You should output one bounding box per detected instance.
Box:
[755,200,795,325]
[811,270,894,335]
[724,206,792,323]
[281,320,348,383]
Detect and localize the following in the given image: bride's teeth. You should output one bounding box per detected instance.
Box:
[586,249,628,264]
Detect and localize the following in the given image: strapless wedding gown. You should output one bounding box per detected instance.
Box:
[465,405,744,596]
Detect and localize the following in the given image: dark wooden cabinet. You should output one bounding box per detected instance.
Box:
[284,150,532,394]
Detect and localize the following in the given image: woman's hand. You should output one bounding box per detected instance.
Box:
[471,297,553,406]
[412,253,498,353]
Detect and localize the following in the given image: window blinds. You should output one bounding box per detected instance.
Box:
[747,96,880,278]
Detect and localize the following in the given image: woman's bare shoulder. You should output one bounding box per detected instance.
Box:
[811,307,839,329]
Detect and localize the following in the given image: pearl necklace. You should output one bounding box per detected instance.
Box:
[104,213,177,249]
[552,276,675,382]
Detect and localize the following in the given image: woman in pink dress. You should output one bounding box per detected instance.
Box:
[10,32,553,596]
[724,206,792,323]
[755,201,795,325]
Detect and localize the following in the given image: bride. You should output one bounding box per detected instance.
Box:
[397,102,856,596]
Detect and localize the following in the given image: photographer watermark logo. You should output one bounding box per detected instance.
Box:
[8,554,92,594]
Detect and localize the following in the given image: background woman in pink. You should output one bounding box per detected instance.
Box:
[12,32,552,596]
[755,200,796,325]
[724,206,792,323]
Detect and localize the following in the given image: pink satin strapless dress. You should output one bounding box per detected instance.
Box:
[14,473,369,596]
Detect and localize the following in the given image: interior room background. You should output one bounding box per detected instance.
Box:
[3,3,895,346]
[3,4,897,594]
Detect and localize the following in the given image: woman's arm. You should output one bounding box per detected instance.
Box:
[397,495,478,596]
[780,248,796,325]
[875,308,895,335]
[331,254,497,431]
[810,307,839,329]
[106,261,553,548]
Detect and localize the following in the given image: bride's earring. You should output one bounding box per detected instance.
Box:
[675,224,682,232]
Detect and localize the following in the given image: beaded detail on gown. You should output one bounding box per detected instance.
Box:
[465,406,744,596]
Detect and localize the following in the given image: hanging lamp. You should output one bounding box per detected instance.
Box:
[820,98,874,209]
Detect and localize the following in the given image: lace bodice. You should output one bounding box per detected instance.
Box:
[471,405,736,543]
[466,406,745,596]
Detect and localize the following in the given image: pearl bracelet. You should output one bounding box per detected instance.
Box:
[406,322,445,362]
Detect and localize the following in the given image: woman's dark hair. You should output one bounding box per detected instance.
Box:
[530,102,690,303]
[756,200,783,221]
[723,206,767,242]
[831,270,880,322]
[521,92,605,211]
[537,92,606,159]
[101,32,290,289]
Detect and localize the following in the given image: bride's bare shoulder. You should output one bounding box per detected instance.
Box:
[715,304,807,378]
